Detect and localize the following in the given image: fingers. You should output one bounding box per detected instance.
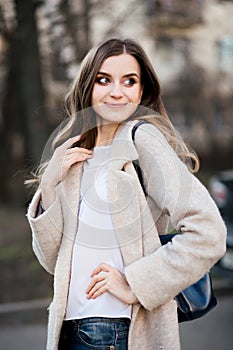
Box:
[64,135,82,148]
[58,135,85,152]
[64,148,93,167]
[42,135,91,189]
[66,147,93,156]
[90,263,112,277]
[86,263,137,304]
[62,137,93,169]
[86,263,117,300]
[61,136,93,163]
[86,273,107,299]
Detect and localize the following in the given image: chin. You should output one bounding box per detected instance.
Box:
[94,104,137,124]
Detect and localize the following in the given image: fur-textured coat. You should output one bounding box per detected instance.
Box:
[27,121,226,350]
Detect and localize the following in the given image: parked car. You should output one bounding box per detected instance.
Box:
[209,169,233,272]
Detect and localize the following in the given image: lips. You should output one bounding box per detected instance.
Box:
[104,102,127,108]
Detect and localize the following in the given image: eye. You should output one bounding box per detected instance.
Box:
[96,76,111,85]
[124,78,136,86]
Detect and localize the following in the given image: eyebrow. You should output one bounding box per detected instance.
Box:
[97,71,140,78]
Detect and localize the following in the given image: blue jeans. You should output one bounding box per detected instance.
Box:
[58,317,130,350]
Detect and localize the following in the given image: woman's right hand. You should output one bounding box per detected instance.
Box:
[40,135,93,209]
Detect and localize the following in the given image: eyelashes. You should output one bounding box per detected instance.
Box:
[95,76,137,86]
[124,78,137,86]
[96,76,110,85]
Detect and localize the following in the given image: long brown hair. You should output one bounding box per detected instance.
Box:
[27,37,199,187]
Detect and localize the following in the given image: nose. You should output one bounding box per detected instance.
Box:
[109,82,123,98]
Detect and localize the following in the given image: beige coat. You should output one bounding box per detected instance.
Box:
[27,121,226,350]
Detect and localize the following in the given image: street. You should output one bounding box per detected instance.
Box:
[180,293,233,349]
[0,294,232,350]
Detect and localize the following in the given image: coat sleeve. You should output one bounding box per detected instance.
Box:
[26,185,64,274]
[125,122,227,311]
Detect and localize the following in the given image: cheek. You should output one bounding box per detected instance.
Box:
[91,85,108,105]
[91,86,99,105]
[128,87,143,103]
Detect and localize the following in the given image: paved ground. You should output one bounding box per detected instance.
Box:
[180,293,233,350]
[0,323,47,350]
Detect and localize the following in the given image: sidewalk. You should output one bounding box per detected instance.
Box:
[0,299,49,350]
[0,323,47,350]
[0,298,50,325]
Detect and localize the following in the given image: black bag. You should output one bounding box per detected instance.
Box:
[160,233,217,322]
[131,121,217,322]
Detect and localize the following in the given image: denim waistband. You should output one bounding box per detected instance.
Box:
[64,317,131,326]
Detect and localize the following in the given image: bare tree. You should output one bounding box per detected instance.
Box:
[44,0,86,81]
[0,0,49,204]
[14,0,49,165]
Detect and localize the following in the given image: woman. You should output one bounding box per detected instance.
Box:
[26,38,226,350]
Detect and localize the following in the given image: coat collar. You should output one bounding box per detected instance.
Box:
[61,120,139,211]
[61,161,83,218]
[108,120,139,171]
[107,120,147,265]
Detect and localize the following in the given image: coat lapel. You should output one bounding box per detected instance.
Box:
[61,161,83,239]
[108,121,146,266]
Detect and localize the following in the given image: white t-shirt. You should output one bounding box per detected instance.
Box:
[65,145,132,320]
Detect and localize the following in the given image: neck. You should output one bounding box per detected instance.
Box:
[95,123,119,146]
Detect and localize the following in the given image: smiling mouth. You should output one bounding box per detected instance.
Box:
[104,102,127,108]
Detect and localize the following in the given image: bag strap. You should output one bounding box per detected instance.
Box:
[131,121,148,196]
[131,120,148,141]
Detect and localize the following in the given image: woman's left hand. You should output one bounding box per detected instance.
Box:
[86,263,138,305]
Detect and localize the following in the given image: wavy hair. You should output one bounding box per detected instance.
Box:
[26,37,199,187]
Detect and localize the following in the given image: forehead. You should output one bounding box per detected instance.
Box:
[99,54,141,74]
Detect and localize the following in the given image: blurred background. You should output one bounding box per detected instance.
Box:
[0,0,233,349]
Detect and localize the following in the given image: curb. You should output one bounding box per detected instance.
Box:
[0,298,51,325]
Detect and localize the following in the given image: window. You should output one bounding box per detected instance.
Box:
[218,36,233,72]
[155,36,188,82]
